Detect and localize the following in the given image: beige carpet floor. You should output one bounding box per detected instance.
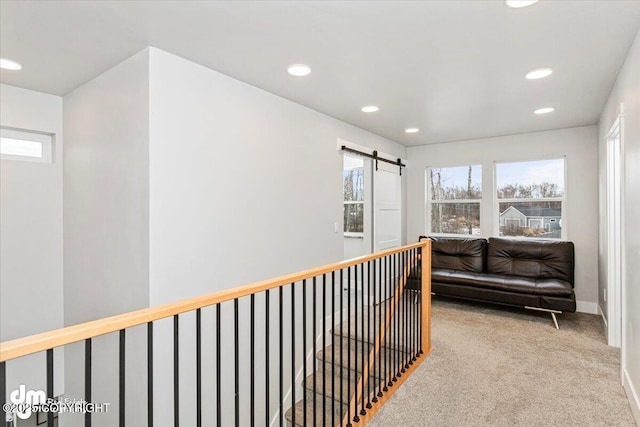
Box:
[369,298,637,427]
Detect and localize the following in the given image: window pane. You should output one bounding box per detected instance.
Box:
[499,201,562,239]
[343,168,364,202]
[0,137,43,158]
[430,203,480,235]
[428,165,481,200]
[496,159,564,199]
[344,203,364,233]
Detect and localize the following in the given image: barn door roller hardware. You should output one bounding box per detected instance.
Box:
[341,146,405,176]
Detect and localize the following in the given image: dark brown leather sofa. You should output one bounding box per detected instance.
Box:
[408,236,576,328]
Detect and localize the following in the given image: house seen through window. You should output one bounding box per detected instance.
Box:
[496,158,565,239]
[427,165,482,235]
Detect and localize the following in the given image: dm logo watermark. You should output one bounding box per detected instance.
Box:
[5,385,46,419]
[3,385,110,420]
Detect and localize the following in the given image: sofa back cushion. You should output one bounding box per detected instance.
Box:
[427,237,486,273]
[487,238,574,285]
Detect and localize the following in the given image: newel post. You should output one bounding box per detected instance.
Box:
[421,240,432,355]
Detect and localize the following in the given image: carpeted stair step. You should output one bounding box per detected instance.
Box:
[302,368,364,410]
[331,301,420,352]
[284,393,343,427]
[317,338,414,381]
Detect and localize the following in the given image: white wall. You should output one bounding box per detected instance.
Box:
[147,47,406,425]
[148,47,405,303]
[406,126,599,312]
[62,48,150,427]
[0,83,64,398]
[598,28,640,424]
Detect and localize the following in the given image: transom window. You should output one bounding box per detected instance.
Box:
[1,127,53,163]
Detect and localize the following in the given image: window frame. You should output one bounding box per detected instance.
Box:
[425,163,482,237]
[1,127,53,163]
[493,156,567,241]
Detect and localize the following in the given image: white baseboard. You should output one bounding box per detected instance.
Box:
[598,303,608,327]
[576,300,599,314]
[623,369,640,426]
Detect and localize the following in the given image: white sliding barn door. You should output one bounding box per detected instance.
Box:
[373,161,402,252]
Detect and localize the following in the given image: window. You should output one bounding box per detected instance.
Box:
[427,165,481,235]
[496,158,565,239]
[1,127,53,163]
[344,156,365,235]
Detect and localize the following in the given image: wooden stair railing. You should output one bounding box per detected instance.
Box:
[0,240,431,426]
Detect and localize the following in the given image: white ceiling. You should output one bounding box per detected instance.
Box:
[1,1,640,146]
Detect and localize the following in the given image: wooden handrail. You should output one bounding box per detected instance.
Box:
[0,241,428,362]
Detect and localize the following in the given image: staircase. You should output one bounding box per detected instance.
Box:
[285,294,418,427]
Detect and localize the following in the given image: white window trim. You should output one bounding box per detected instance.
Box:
[1,127,53,163]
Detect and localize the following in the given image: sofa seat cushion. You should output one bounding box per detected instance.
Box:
[432,268,573,297]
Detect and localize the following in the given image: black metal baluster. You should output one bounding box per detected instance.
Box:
[353,264,360,423]
[173,316,179,427]
[393,253,399,383]
[371,259,378,404]
[148,322,154,427]
[360,263,369,415]
[367,261,373,409]
[398,252,403,376]
[322,274,327,426]
[409,249,414,364]
[413,249,420,362]
[47,348,54,427]
[402,251,408,373]
[235,299,240,427]
[0,362,5,424]
[250,294,255,427]
[346,267,352,427]
[302,280,307,427]
[384,255,390,391]
[377,257,383,399]
[197,309,202,427]
[312,277,317,427]
[216,304,221,427]
[418,251,422,355]
[279,287,283,427]
[85,338,92,427]
[340,269,345,425]
[404,251,409,367]
[291,284,296,427]
[265,290,270,426]
[119,330,126,427]
[402,251,407,369]
[331,271,336,427]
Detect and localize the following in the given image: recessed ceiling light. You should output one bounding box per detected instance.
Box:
[534,107,555,115]
[361,105,379,113]
[287,64,311,77]
[0,58,22,71]
[405,128,420,134]
[505,0,539,8]
[525,67,553,80]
